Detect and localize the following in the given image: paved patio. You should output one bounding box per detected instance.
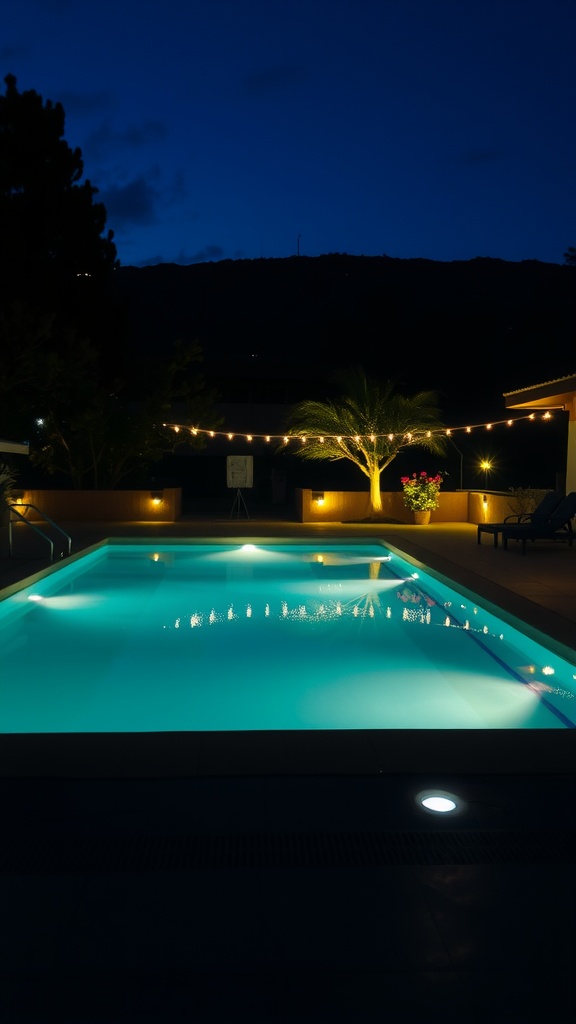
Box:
[0,516,574,1023]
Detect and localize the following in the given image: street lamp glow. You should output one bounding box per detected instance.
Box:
[480,459,493,488]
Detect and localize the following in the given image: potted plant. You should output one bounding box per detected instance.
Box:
[400,471,443,524]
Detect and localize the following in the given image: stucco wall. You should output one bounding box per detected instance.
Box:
[15,488,182,523]
[296,489,520,524]
[12,486,523,526]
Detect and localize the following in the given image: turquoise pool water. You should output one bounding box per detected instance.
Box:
[1,541,575,732]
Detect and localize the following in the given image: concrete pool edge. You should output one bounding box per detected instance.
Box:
[0,728,573,778]
[379,534,576,665]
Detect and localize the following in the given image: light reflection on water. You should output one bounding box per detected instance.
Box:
[1,542,574,733]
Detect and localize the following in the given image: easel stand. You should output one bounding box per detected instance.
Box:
[230,489,250,518]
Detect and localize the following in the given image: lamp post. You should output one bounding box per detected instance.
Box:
[448,437,464,489]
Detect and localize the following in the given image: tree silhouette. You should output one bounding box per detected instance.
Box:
[0,74,118,308]
[29,334,222,489]
[563,246,576,266]
[0,76,221,488]
[285,367,446,519]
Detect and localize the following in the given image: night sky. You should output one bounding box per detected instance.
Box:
[3,0,575,269]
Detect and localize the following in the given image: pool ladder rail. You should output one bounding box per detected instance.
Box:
[7,503,72,561]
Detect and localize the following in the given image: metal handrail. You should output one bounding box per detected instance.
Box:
[8,503,72,560]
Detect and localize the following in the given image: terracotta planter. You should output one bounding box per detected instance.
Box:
[412,510,431,525]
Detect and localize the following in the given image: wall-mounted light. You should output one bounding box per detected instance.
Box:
[312,491,325,505]
[150,490,164,505]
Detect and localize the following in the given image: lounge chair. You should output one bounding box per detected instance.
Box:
[477,490,564,547]
[501,491,576,554]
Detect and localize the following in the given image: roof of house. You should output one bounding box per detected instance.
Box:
[503,373,576,410]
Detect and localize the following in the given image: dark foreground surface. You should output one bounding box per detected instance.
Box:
[1,517,574,1023]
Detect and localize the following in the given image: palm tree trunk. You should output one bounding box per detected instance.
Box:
[369,469,383,515]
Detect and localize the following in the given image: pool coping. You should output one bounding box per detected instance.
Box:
[1,533,574,779]
[0,727,573,778]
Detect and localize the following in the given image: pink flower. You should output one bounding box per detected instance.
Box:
[400,471,443,510]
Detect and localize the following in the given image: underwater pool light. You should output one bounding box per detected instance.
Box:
[416,789,464,815]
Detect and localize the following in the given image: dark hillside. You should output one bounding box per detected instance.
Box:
[103,256,573,501]
[109,255,576,422]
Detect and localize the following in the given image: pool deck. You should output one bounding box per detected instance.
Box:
[1,516,574,1022]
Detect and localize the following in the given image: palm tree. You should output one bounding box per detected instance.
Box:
[285,368,447,519]
[0,462,18,539]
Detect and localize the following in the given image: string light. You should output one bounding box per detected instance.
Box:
[161,411,556,445]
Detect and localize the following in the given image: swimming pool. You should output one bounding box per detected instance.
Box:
[1,540,575,738]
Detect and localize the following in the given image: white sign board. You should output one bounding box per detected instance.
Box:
[226,455,253,489]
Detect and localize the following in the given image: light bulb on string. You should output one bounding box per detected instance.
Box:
[160,410,555,445]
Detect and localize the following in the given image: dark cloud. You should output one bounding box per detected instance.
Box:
[137,245,225,268]
[84,120,166,161]
[176,245,225,264]
[242,63,305,95]
[57,90,115,116]
[122,122,166,147]
[100,177,159,228]
[0,46,25,62]
[166,171,187,206]
[137,254,167,267]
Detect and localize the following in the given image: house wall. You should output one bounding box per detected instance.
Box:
[566,397,576,494]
